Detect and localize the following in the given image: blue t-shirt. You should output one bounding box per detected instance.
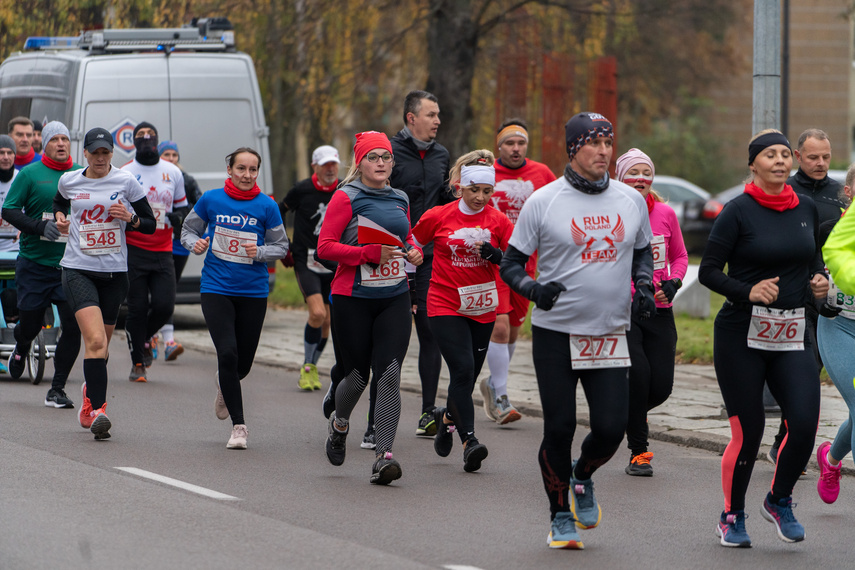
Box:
[192,189,282,297]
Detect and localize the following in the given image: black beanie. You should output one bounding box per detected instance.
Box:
[133,121,158,138]
[564,112,614,161]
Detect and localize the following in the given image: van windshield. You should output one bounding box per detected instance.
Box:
[0,98,67,131]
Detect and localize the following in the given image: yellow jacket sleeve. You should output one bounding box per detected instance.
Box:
[823,207,855,295]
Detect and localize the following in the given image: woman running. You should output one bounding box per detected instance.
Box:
[181,147,288,450]
[412,150,514,472]
[616,149,687,476]
[317,131,422,485]
[814,163,855,504]
[699,129,827,547]
[54,127,156,440]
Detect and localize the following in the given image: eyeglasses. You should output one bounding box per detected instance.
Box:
[365,153,394,163]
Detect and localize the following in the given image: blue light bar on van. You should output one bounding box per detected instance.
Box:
[24,36,80,50]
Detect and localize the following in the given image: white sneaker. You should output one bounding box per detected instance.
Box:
[215,371,228,420]
[479,377,499,421]
[496,395,522,425]
[227,424,248,449]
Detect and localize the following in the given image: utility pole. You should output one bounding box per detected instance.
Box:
[753,0,781,133]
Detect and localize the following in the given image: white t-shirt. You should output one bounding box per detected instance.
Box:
[122,159,186,232]
[0,169,19,252]
[58,166,146,272]
[509,175,653,335]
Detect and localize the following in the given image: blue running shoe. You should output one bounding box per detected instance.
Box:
[547,512,584,549]
[569,463,602,529]
[761,493,804,543]
[717,510,751,547]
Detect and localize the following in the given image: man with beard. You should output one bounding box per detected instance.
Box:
[32,120,43,154]
[122,122,188,382]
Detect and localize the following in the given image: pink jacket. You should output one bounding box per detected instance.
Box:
[632,200,688,309]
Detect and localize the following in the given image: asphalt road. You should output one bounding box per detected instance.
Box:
[1,335,853,569]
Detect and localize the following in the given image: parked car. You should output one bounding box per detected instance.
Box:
[650,175,716,254]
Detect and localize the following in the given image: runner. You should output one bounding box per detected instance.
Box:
[481,119,556,425]
[412,150,513,472]
[2,123,82,405]
[500,113,655,549]
[122,122,188,381]
[616,149,687,476]
[280,145,339,391]
[317,131,423,485]
[181,147,288,450]
[0,135,20,253]
[699,129,827,546]
[53,127,157,439]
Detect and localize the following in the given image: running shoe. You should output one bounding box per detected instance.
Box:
[7,345,25,380]
[496,395,522,425]
[625,451,654,477]
[0,361,6,373]
[416,410,437,436]
[370,452,402,485]
[479,376,499,421]
[326,413,348,466]
[463,437,488,472]
[214,371,228,420]
[761,492,805,543]
[433,407,455,457]
[322,381,336,419]
[89,405,111,440]
[45,388,74,409]
[164,341,184,361]
[227,424,248,449]
[150,336,159,361]
[816,441,842,504]
[78,383,94,429]
[143,339,154,368]
[717,510,751,548]
[308,363,321,390]
[128,363,147,382]
[298,363,314,391]
[361,425,377,449]
[547,512,584,550]
[570,463,602,529]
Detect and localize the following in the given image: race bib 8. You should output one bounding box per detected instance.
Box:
[41,211,68,243]
[79,221,121,255]
[569,329,630,369]
[747,306,805,351]
[651,234,666,270]
[457,281,498,316]
[360,258,406,288]
[306,248,333,275]
[212,225,256,265]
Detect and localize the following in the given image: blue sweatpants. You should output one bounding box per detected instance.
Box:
[817,315,855,461]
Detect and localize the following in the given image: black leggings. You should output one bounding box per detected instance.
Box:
[125,246,176,365]
[14,302,81,390]
[714,312,819,512]
[626,308,676,455]
[430,315,494,443]
[201,293,267,426]
[415,260,442,413]
[532,325,628,517]
[331,292,411,455]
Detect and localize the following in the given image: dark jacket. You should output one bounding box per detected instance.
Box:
[390,129,452,231]
[787,168,846,225]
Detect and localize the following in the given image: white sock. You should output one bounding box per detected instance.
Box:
[508,342,517,362]
[486,341,509,397]
[160,324,175,344]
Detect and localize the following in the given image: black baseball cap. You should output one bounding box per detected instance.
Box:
[84,127,114,152]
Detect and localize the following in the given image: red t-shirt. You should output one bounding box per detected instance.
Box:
[412,201,514,323]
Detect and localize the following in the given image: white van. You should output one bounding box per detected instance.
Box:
[0,18,274,302]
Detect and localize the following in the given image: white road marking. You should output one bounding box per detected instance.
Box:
[443,566,484,570]
[116,467,240,500]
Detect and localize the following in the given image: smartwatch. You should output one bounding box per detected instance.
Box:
[130,214,140,227]
[673,278,683,290]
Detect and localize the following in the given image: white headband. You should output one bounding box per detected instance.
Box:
[460,165,495,188]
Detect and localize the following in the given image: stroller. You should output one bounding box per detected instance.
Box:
[0,252,61,384]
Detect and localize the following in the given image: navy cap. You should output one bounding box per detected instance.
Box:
[84,127,114,152]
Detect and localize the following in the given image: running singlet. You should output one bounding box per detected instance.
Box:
[412,200,514,323]
[123,159,187,252]
[0,170,19,252]
[57,167,146,273]
[509,177,653,335]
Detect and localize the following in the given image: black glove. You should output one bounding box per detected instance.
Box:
[632,280,657,320]
[530,281,566,311]
[659,278,682,303]
[479,242,503,265]
[41,220,61,242]
[819,302,843,318]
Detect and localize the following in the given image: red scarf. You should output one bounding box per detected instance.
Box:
[312,173,337,192]
[14,148,35,167]
[41,154,72,171]
[743,181,799,212]
[224,178,261,201]
[645,192,656,214]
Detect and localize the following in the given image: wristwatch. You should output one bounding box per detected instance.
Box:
[673,278,683,290]
[130,214,140,227]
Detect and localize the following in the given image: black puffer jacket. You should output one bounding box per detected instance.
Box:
[390,129,452,230]
[787,168,846,225]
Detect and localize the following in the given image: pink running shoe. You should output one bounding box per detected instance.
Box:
[816,441,842,504]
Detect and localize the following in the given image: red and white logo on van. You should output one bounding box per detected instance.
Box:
[109,119,137,153]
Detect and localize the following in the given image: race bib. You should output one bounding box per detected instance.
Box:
[306,248,333,275]
[212,225,256,265]
[569,329,630,369]
[150,202,168,230]
[747,306,805,351]
[360,258,406,288]
[79,221,121,255]
[0,214,16,237]
[41,212,68,243]
[827,273,855,320]
[651,234,666,270]
[457,281,498,316]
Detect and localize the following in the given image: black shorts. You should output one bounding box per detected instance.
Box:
[294,262,333,301]
[61,268,129,326]
[15,257,66,312]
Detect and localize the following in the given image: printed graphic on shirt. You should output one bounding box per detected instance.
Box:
[313,202,327,236]
[492,178,535,224]
[447,226,492,268]
[571,214,625,264]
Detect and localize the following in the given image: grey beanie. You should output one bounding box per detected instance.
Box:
[0,135,13,151]
[41,121,70,149]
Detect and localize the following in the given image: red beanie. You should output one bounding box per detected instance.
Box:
[353,131,393,165]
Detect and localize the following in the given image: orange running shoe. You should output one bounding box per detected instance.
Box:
[78,383,94,429]
[625,451,654,477]
[90,405,111,440]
